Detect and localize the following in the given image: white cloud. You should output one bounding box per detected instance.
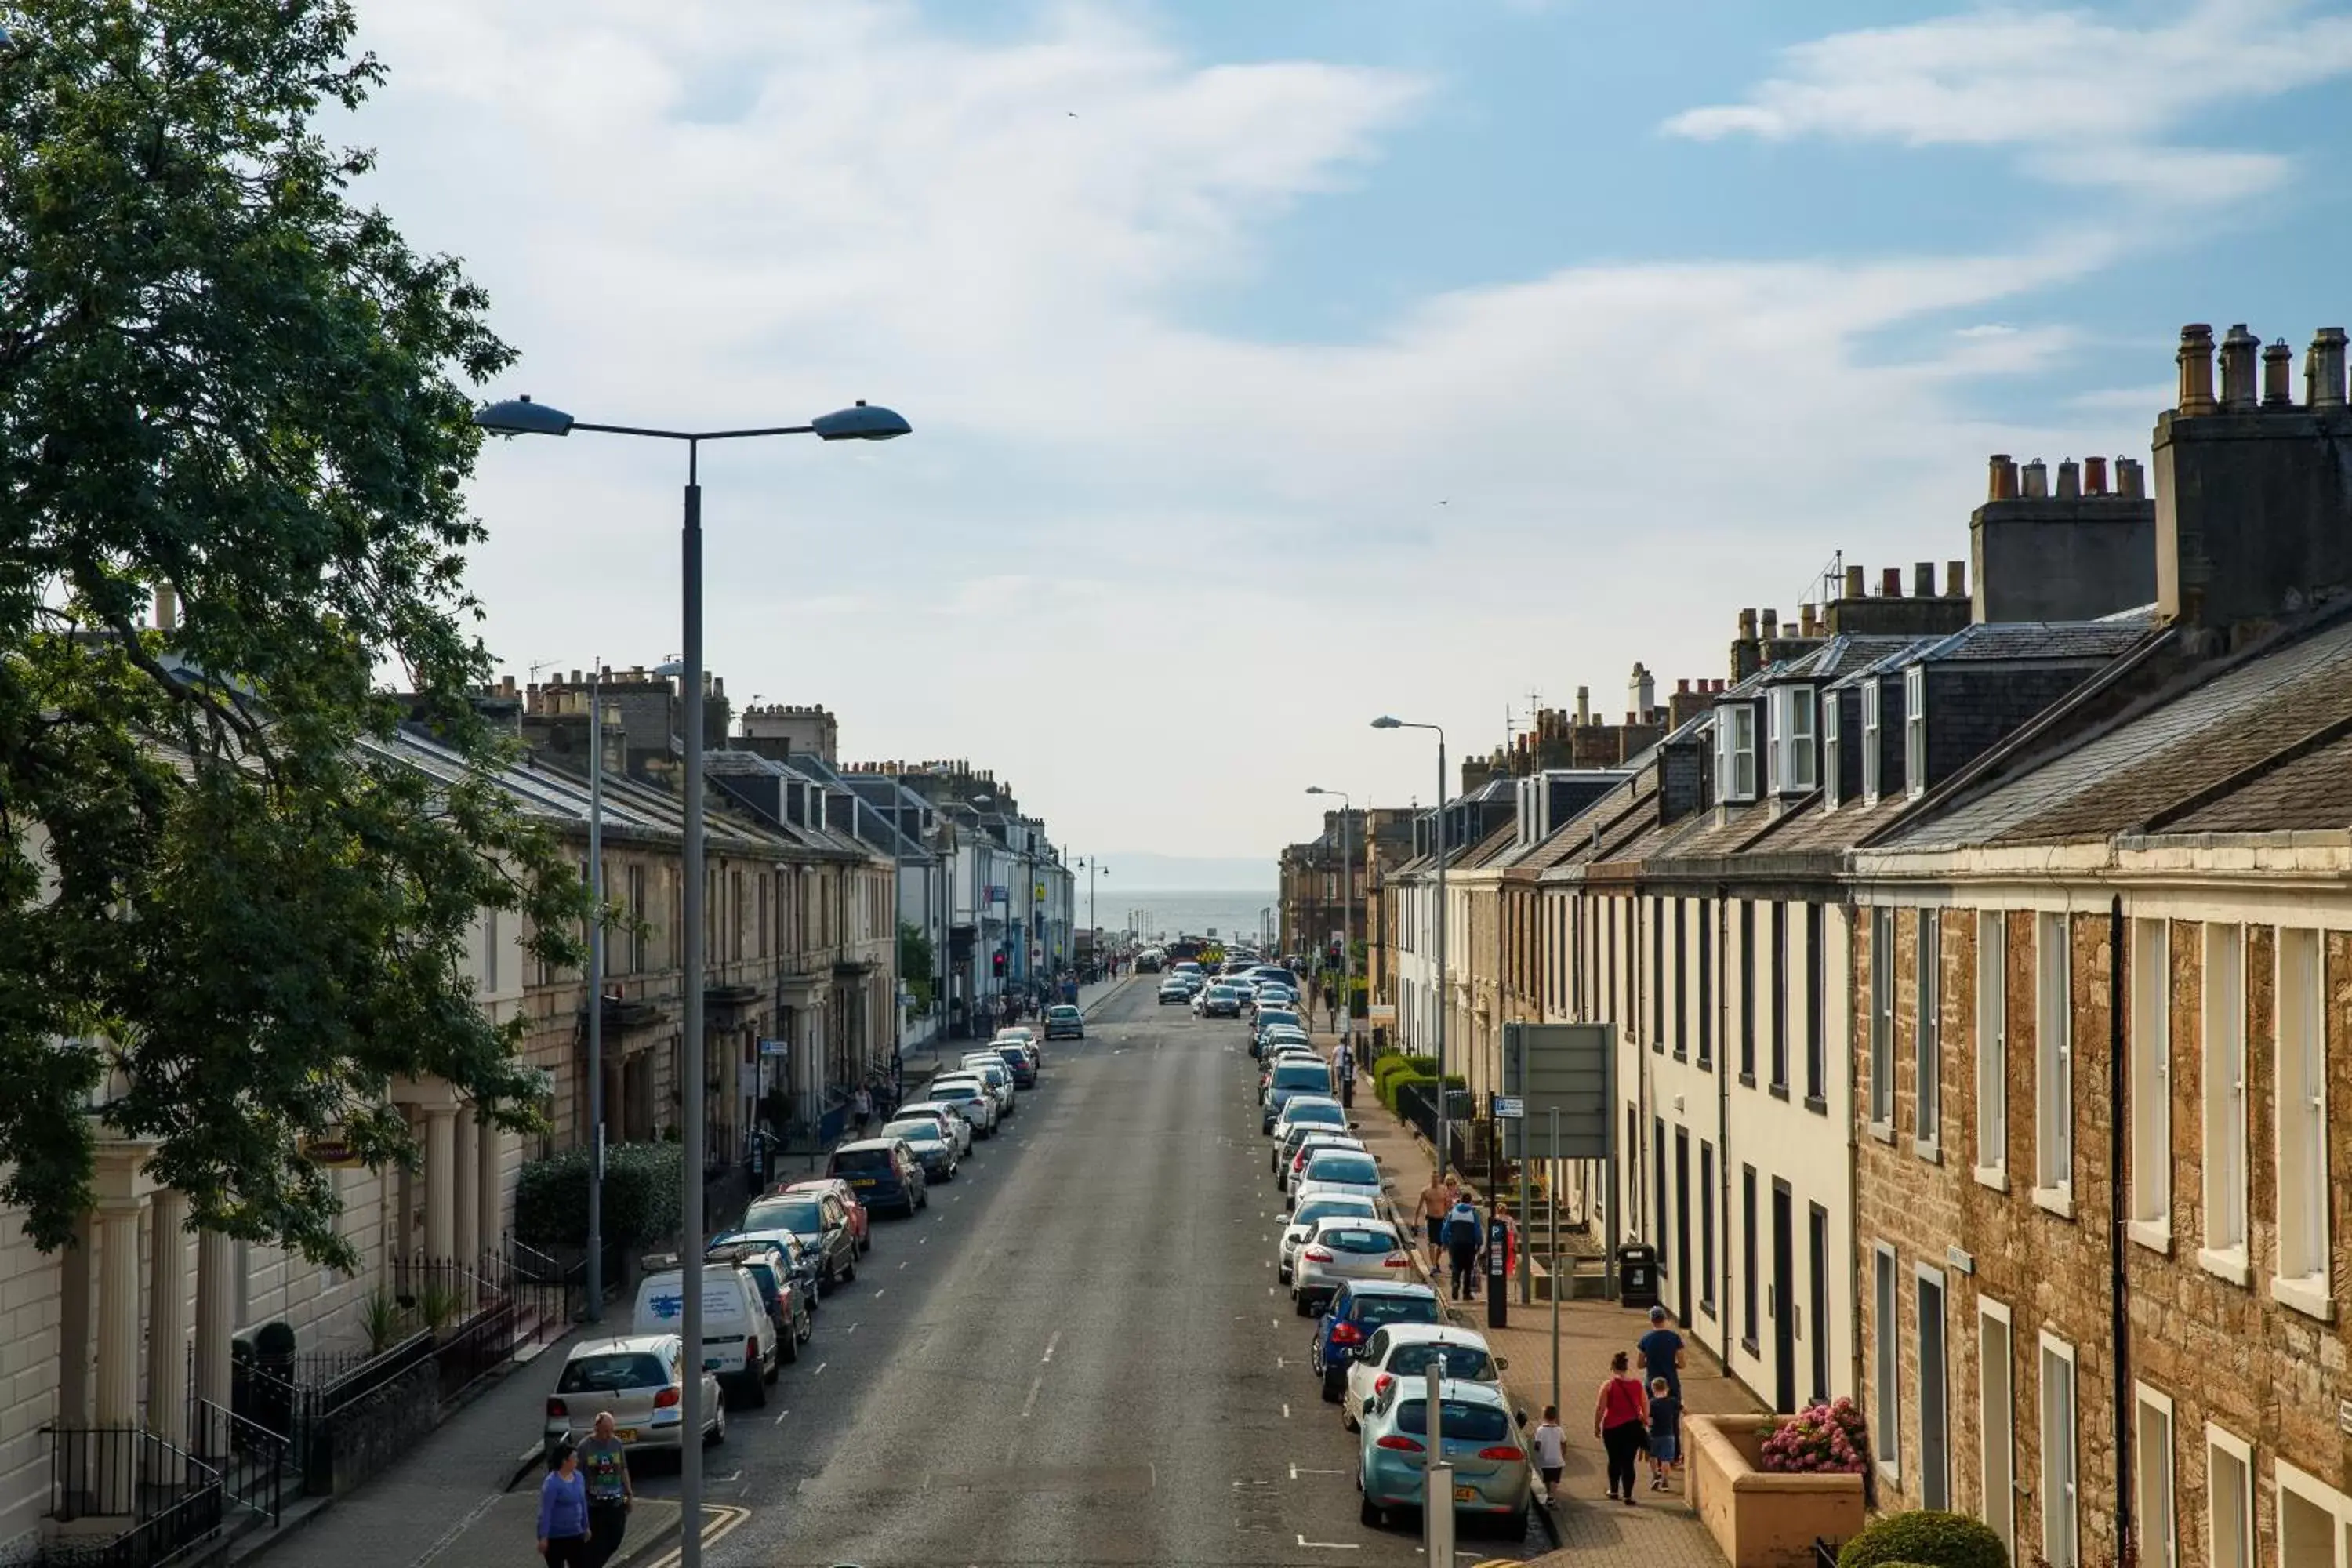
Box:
[1664,0,2352,201]
[353,2,2164,855]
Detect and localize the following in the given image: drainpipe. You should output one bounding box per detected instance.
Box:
[1717,886,1733,1374]
[2109,895,2135,1563]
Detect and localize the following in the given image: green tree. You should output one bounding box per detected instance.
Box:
[898,920,935,1014]
[0,0,585,1265]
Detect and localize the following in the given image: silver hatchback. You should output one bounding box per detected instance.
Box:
[544,1334,724,1465]
[1292,1218,1414,1314]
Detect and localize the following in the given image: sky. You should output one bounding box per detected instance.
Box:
[346,0,2352,867]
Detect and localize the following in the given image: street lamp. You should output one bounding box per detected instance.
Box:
[474,392,909,1567]
[1305,786,1355,1054]
[1371,717,1449,1181]
[1076,857,1108,956]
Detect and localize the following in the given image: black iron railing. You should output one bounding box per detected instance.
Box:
[1813,1537,1841,1568]
[188,1396,284,1527]
[40,1425,223,1566]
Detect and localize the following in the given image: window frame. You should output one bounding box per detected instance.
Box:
[1974,910,2008,1188]
[2272,926,2332,1318]
[2205,1422,2254,1568]
[1769,901,1788,1094]
[1871,1243,1900,1481]
[1730,703,1758,801]
[2133,1382,2177,1568]
[1823,691,1843,811]
[1868,906,1895,1130]
[2038,1331,2080,1568]
[1741,1166,1760,1354]
[1915,1264,1951,1511]
[1788,684,1817,792]
[2034,911,2074,1214]
[1904,664,1927,799]
[1861,681,1882,804]
[2198,922,2249,1283]
[1977,1297,2016,1561]
[1803,902,1825,1108]
[1700,1140,1717,1318]
[2128,917,2172,1249]
[1916,909,1941,1155]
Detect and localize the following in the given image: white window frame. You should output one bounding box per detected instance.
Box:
[1730,703,1758,800]
[1872,1243,1900,1481]
[1789,685,1817,792]
[2273,927,2333,1319]
[1861,681,1882,803]
[1914,1263,1950,1510]
[2038,1331,2080,1568]
[2034,912,2074,1216]
[2274,1457,2352,1568]
[1904,664,1927,799]
[1977,1298,2015,1560]
[1916,909,1941,1156]
[1868,908,1895,1131]
[1822,693,1843,810]
[2198,923,2249,1284]
[1974,910,2008,1189]
[2133,1382,2177,1568]
[2205,1422,2254,1568]
[2129,917,2172,1249]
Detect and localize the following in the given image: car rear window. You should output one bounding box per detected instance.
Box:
[557,1352,668,1393]
[1395,1400,1512,1443]
[1305,1154,1378,1185]
[1351,1294,1441,1328]
[1284,1103,1346,1128]
[829,1147,894,1173]
[1389,1344,1495,1380]
[1319,1228,1398,1255]
[1049,1007,1079,1018]
[742,1197,823,1232]
[1273,1064,1332,1092]
[883,1121,940,1142]
[1258,1011,1301,1029]
[1294,1198,1377,1229]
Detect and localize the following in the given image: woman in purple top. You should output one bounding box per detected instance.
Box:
[537,1442,591,1565]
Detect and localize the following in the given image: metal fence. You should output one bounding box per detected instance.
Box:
[39,1425,223,1567]
[186,1398,283,1529]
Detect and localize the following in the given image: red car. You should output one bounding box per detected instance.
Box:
[780,1177,871,1254]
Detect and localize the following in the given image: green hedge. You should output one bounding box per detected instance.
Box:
[512,1142,683,1250]
[1837,1512,2009,1568]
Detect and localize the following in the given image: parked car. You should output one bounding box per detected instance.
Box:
[702,1238,811,1361]
[1252,965,1302,994]
[993,1025,1040,1066]
[1280,1134,1367,1196]
[1356,1376,1530,1535]
[711,1225,825,1317]
[880,1116,960,1181]
[827,1136,929,1221]
[1269,1101,1350,1170]
[776,1177,870,1254]
[956,1057,1018,1116]
[631,1261,775,1406]
[741,1187,862,1290]
[1043,1004,1084,1040]
[1157,978,1191,1005]
[924,1077,999,1138]
[1278,1192,1381,1284]
[1291,1217,1413,1314]
[544,1334,722,1465]
[991,1042,1038,1087]
[1290,1148,1385,1210]
[1251,1008,1305,1047]
[1339,1323,1504,1421]
[891,1102,975,1157]
[1309,1280,1443,1392]
[1197,984,1242,1018]
[1262,1057,1336,1131]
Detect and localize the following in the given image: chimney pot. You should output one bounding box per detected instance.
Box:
[2056,459,2081,499]
[2176,323,2219,415]
[2219,323,2260,411]
[2263,338,2296,408]
[1737,608,1758,639]
[1760,608,1779,640]
[2308,328,2349,409]
[2085,455,2110,495]
[2021,459,2049,499]
[1913,562,1934,597]
[1799,602,1818,637]
[1946,560,1966,598]
[1843,564,1865,600]
[1987,453,2020,501]
[2117,456,2146,500]
[1677,677,1690,694]
[569,670,582,685]
[1881,567,1904,597]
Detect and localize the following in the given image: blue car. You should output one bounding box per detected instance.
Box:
[1311,1280,1442,1398]
[1358,1375,1532,1534]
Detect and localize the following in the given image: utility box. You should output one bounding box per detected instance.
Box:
[1616,1243,1659,1310]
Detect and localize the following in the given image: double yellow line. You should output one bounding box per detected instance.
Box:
[639,1502,752,1568]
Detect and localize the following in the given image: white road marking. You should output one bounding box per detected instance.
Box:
[1282,1403,1290,1419]
[772,1409,790,1425]
[1041,1330,1061,1363]
[899,1261,909,1270]
[1019,1375,1043,1417]
[873,1288,885,1298]
[812,1362,827,1376]
[920,1235,928,1244]
[1295,1535,1360,1551]
[406,1492,502,1566]
[1276,1356,1284,1368]
[847,1322,858,1335]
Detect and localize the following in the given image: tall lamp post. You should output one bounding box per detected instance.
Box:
[1372,717,1448,1180]
[474,393,909,1568]
[1305,786,1354,1054]
[585,664,608,1320]
[1076,857,1107,964]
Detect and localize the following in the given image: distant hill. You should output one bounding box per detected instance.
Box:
[1099,851,1276,892]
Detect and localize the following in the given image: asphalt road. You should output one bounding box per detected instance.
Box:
[633,981,1548,1566]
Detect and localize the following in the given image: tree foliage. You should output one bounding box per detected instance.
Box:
[0,0,586,1265]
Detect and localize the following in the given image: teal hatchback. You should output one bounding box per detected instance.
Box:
[1357,1376,1531,1537]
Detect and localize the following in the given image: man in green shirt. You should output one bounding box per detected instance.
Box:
[579,1411,633,1568]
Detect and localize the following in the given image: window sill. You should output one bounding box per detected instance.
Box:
[2196,1246,2249,1287]
[1972,1164,2009,1195]
[2271,1272,2336,1323]
[1913,1139,1942,1166]
[1769,1083,1790,1102]
[2031,1184,2074,1221]
[1803,1094,1828,1116]
[2126,1218,2172,1256]
[1700,1298,1716,1320]
[1876,1458,1901,1485]
[1737,1073,1757,1090]
[1740,1337,1759,1357]
[1867,1122,1895,1146]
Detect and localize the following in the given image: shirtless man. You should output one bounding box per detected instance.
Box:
[1416,1174,1453,1268]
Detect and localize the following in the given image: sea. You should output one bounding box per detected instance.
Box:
[1112,890,1282,949]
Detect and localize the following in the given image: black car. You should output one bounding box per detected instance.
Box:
[742,1185,866,1287]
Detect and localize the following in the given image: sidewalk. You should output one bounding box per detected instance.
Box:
[1319,1029,1756,1568]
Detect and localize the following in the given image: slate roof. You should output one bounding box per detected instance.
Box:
[1907,619,2153,665]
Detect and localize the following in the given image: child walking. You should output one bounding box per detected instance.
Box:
[1530,1405,1567,1504]
[1646,1376,1682,1491]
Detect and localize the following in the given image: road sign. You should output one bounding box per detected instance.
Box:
[758,1037,789,1058]
[1500,1022,1614,1161]
[1493,1096,1525,1120]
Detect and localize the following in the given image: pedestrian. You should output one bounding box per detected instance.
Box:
[1646,1376,1682,1491]
[536,1440,593,1565]
[1415,1175,1452,1269]
[851,1083,872,1136]
[1592,1351,1649,1506]
[1443,1194,1483,1301]
[577,1413,633,1567]
[1530,1405,1567,1504]
[1637,1305,1686,1401]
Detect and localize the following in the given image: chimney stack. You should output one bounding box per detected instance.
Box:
[2056,459,2081,499]
[2176,323,2218,415]
[1881,568,1904,597]
[1575,685,1591,726]
[2021,459,2049,499]
[1737,608,1758,640]
[1988,454,2020,500]
[2307,328,2348,409]
[1843,564,1865,600]
[2263,339,2296,408]
[1946,561,1966,598]
[154,585,178,631]
[2085,455,2110,495]
[1913,562,1935,597]
[1628,662,1656,720]
[1799,602,1818,637]
[1759,608,1779,641]
[2219,324,2259,411]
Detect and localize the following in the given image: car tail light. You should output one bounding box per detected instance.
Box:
[1475,1445,1525,1461]
[1375,1435,1425,1452]
[1372,1374,1393,1397]
[546,1397,567,1419]
[1328,1321,1363,1345]
[746,1334,759,1362]
[1302,1247,1334,1263]
[1383,1253,1412,1268]
[654,1387,681,1409]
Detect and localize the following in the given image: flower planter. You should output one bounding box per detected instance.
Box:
[1687,1414,1866,1568]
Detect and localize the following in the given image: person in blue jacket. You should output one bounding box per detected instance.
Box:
[537,1440,592,1565]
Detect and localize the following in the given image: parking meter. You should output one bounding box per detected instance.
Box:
[1487,1215,1509,1329]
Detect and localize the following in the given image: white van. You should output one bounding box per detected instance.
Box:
[632,1261,777,1406]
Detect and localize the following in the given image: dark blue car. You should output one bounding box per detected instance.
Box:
[1309,1280,1442,1399]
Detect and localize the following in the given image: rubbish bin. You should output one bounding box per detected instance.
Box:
[1615,1243,1659,1311]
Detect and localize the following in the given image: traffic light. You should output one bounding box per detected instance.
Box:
[993,951,1007,977]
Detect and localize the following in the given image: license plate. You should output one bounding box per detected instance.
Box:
[613,1428,637,1443]
[1453,1486,1479,1502]
[850,1178,875,1187]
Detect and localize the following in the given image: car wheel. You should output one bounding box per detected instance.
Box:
[858,1231,872,1255]
[917,1188,930,1211]
[1342,1399,1360,1432]
[779,1319,800,1364]
[1320,1368,1344,1403]
[742,1370,768,1409]
[1359,1491,1383,1529]
[706,1402,726,1447]
[840,1252,857,1285]
[1277,1267,1291,1286]
[764,1348,780,1384]
[1505,1504,1529,1538]
[1293,1292,1313,1317]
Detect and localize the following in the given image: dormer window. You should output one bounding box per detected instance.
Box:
[1862,681,1883,804]
[1823,695,1843,811]
[1715,702,1759,802]
[1769,685,1817,796]
[1904,665,1927,800]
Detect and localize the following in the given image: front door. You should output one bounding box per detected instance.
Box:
[1674,1128,1693,1327]
[1771,1181,1797,1413]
